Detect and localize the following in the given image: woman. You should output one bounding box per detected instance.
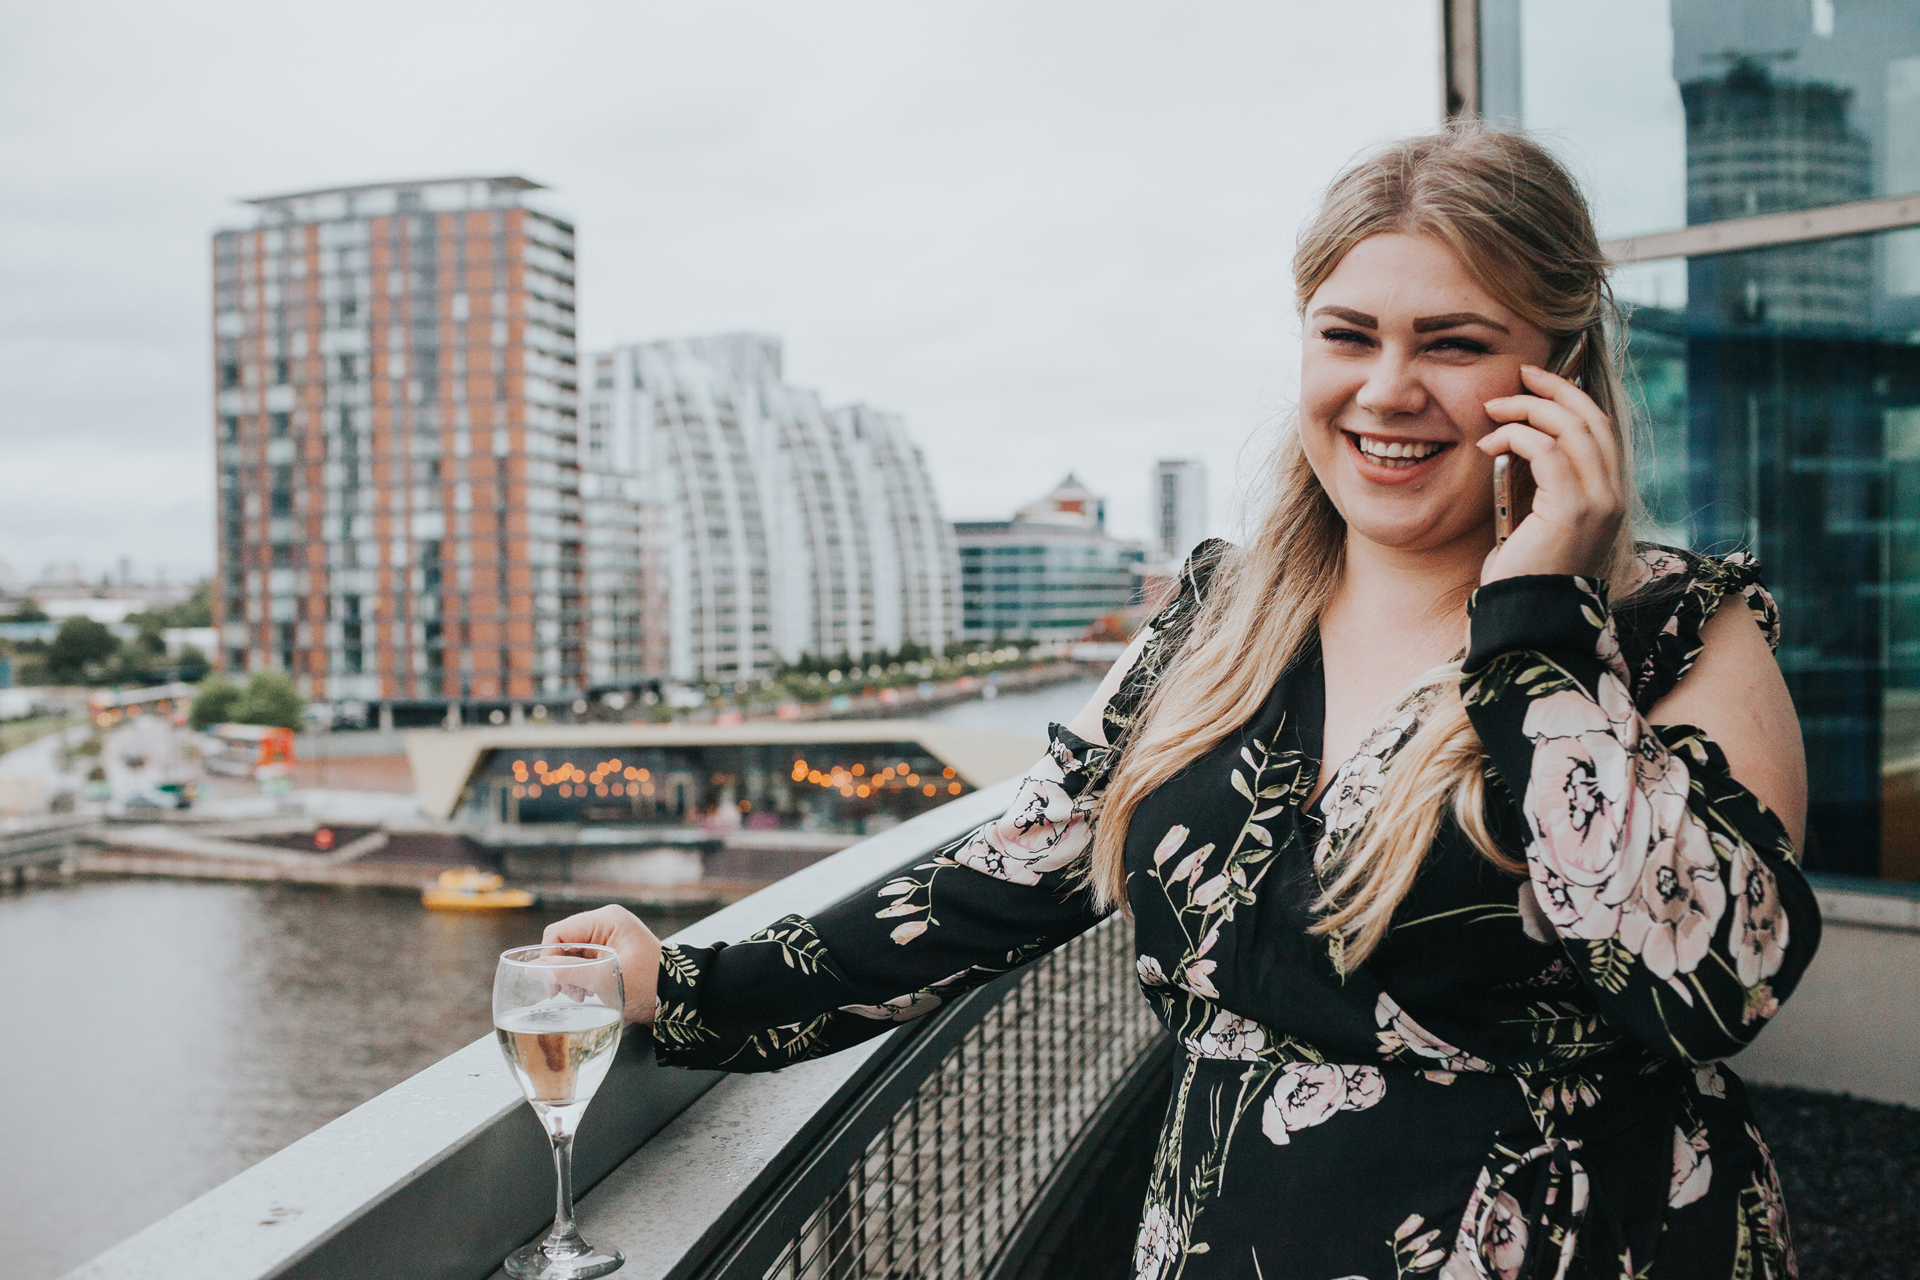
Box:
[548,124,1818,1279]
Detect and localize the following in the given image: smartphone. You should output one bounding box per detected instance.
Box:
[1493,453,1535,545]
[1492,338,1580,543]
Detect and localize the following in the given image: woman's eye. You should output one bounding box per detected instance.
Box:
[1319,328,1372,348]
[1426,337,1491,356]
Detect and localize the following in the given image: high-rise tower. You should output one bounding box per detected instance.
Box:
[1151,459,1208,567]
[212,177,597,715]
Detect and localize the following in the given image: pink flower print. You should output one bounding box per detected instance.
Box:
[888,920,929,945]
[1482,1192,1529,1280]
[1259,1062,1386,1145]
[1319,748,1387,835]
[1668,1124,1713,1208]
[1151,825,1189,866]
[1135,955,1170,987]
[1616,815,1726,980]
[1375,992,1494,1074]
[1183,1009,1268,1061]
[1693,1064,1727,1098]
[1520,678,1648,939]
[1193,872,1233,908]
[1168,843,1213,887]
[1728,838,1789,987]
[1745,984,1781,1024]
[950,754,1089,886]
[1132,1201,1180,1280]
[1179,958,1219,999]
[840,990,942,1023]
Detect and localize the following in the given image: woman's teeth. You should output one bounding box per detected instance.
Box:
[1353,435,1446,468]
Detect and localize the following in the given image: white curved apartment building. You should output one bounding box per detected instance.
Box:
[586,335,957,682]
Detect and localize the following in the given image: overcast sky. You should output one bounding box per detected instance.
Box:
[0,1,1441,585]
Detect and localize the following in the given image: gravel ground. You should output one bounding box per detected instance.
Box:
[1749,1085,1920,1278]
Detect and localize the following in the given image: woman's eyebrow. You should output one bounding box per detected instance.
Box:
[1413,312,1510,333]
[1311,306,1377,327]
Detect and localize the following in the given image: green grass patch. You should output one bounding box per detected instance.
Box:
[0,715,79,757]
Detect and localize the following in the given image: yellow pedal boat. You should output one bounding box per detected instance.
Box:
[422,868,535,911]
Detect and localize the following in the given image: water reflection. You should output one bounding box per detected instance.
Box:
[0,677,1098,1278]
[0,879,702,1279]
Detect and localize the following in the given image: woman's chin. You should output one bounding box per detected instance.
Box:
[1342,510,1490,557]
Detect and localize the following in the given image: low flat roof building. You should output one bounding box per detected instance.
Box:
[955,475,1145,642]
[410,720,1039,823]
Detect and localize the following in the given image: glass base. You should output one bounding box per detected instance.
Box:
[504,1229,623,1279]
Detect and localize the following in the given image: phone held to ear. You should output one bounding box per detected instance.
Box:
[1493,453,1534,545]
[1493,338,1579,544]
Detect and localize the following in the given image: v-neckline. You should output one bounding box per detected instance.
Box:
[1288,635,1334,815]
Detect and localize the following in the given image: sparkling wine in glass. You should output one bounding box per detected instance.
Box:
[495,943,626,1279]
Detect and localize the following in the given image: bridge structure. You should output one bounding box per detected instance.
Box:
[0,814,95,885]
[53,781,1920,1280]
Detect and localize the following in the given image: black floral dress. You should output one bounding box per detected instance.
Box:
[650,543,1821,1280]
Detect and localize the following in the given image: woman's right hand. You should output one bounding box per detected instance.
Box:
[543,905,662,1025]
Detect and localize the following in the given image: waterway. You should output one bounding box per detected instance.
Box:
[0,677,1099,1279]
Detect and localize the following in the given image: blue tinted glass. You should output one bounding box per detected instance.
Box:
[1623,230,1920,880]
[1484,0,1920,248]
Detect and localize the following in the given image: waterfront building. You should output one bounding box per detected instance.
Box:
[212,176,638,719]
[1151,458,1208,567]
[585,336,959,683]
[1456,0,1920,878]
[411,720,1037,880]
[955,475,1146,642]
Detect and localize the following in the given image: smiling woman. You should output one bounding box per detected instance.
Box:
[541,123,1820,1280]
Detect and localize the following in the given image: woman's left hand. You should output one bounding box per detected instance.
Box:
[1478,363,1626,584]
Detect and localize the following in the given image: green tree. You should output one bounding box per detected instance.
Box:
[190,677,242,729]
[4,600,49,623]
[126,583,212,632]
[233,673,306,731]
[46,618,119,683]
[175,645,210,682]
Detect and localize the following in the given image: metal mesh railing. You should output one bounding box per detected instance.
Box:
[760,914,1160,1280]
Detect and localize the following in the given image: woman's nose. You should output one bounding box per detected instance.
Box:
[1353,351,1427,418]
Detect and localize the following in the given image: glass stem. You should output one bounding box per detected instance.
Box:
[547,1131,577,1247]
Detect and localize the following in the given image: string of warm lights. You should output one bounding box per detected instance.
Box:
[509,756,655,800]
[787,759,964,799]
[501,754,965,802]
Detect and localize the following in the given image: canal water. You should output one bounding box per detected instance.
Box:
[0,678,1099,1279]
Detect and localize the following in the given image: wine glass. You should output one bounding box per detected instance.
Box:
[495,943,627,1279]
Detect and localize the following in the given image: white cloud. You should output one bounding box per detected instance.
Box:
[0,0,1440,579]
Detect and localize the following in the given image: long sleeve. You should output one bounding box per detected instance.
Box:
[649,726,1114,1071]
[648,539,1227,1073]
[1460,573,1822,1065]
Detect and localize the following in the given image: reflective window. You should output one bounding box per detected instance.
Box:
[1485,0,1920,880]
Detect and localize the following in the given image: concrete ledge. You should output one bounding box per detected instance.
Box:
[62,782,1017,1280]
[1731,874,1920,1108]
[1806,872,1920,932]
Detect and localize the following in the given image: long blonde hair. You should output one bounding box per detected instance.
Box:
[1088,122,1646,968]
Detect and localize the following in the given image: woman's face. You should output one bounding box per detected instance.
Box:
[1298,232,1555,558]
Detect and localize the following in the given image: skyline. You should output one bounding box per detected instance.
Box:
[0,1,1442,582]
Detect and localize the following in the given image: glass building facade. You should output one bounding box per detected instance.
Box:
[1462,0,1920,879]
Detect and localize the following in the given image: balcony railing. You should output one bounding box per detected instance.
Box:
[56,781,1920,1279]
[64,778,1171,1280]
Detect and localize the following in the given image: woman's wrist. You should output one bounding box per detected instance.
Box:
[1463,574,1611,676]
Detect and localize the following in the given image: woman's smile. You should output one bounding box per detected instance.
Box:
[1341,430,1455,484]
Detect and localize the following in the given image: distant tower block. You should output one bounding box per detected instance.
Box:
[210,176,616,710]
[1152,459,1208,566]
